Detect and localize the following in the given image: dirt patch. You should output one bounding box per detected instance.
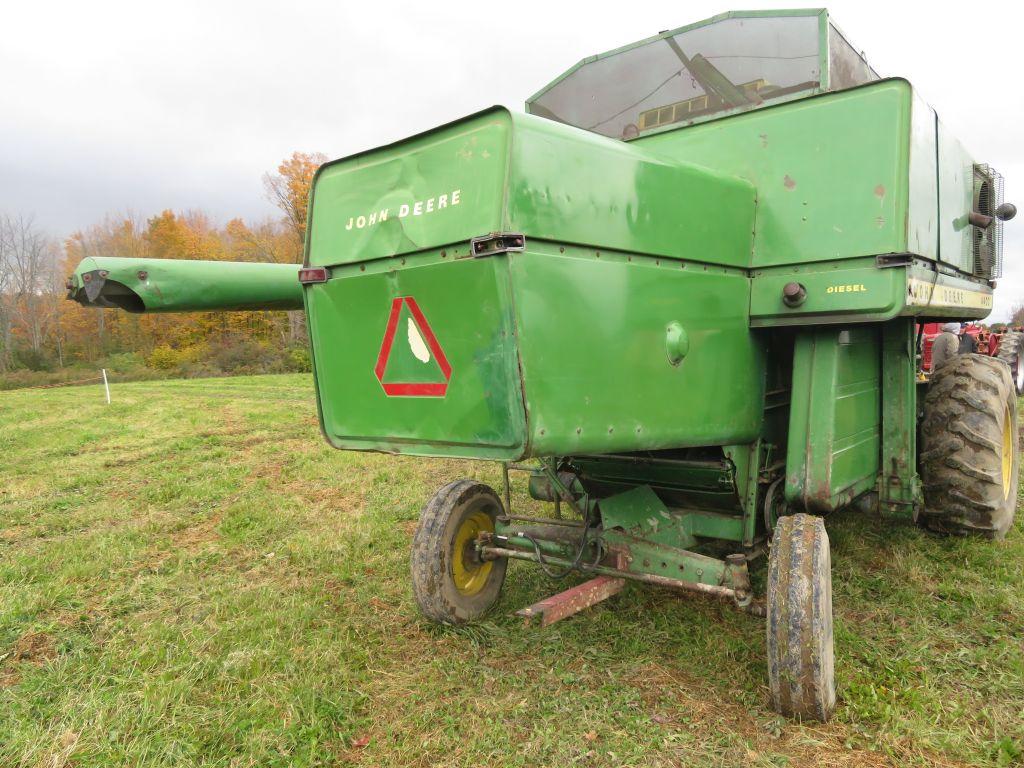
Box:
[169,513,223,550]
[102,452,160,469]
[627,663,970,768]
[197,427,249,439]
[1,630,58,687]
[275,478,364,520]
[0,524,28,542]
[10,630,57,663]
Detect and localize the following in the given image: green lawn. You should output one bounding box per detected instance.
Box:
[1,374,1022,767]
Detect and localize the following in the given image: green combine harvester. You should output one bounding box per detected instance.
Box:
[68,9,1020,721]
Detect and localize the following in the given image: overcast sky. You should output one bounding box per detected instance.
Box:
[2,0,1021,320]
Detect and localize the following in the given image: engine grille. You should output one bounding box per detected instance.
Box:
[972,164,1004,279]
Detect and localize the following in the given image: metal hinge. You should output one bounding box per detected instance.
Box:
[468,232,526,258]
[875,253,913,269]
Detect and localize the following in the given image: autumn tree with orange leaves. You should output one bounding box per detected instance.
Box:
[263,152,328,247]
[1,151,327,385]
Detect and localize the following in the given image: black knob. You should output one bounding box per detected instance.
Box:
[782,281,807,307]
[996,202,1017,221]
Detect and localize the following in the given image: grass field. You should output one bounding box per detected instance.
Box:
[2,374,1022,767]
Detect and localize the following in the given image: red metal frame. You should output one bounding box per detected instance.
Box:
[919,322,1000,371]
[515,575,626,627]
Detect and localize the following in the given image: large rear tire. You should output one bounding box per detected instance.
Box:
[920,354,1019,538]
[411,480,508,625]
[996,330,1024,396]
[767,513,836,722]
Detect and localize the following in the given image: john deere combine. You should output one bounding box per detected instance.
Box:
[68,9,1020,720]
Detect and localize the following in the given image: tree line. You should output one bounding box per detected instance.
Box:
[0,152,325,388]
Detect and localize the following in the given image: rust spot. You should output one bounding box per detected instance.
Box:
[874,184,886,199]
[783,175,797,190]
[516,575,625,627]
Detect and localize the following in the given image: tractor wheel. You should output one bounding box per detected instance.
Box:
[919,354,1019,538]
[996,330,1024,396]
[411,479,508,625]
[767,513,836,722]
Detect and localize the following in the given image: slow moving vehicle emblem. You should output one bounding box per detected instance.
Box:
[374,296,452,396]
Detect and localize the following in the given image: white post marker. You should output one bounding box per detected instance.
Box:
[102,368,110,404]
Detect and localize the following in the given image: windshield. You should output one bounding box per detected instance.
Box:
[529,14,823,139]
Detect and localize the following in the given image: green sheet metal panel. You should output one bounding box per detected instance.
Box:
[504,114,755,268]
[879,319,921,513]
[306,254,526,459]
[307,112,512,268]
[751,256,995,327]
[306,107,755,269]
[635,80,915,268]
[786,326,881,512]
[305,243,764,460]
[936,119,976,274]
[750,257,906,325]
[512,244,764,456]
[907,91,939,261]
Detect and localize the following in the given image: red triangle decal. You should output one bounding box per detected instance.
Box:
[374,297,452,397]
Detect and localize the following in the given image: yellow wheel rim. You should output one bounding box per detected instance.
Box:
[1003,405,1014,500]
[451,510,494,596]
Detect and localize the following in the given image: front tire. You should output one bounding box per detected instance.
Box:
[767,513,836,721]
[411,480,508,625]
[920,354,1019,538]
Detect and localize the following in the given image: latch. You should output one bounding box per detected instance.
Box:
[468,232,526,258]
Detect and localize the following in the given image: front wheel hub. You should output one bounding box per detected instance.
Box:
[452,511,494,596]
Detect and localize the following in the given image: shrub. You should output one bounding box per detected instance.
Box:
[0,369,56,390]
[146,345,201,371]
[103,352,147,373]
[209,337,276,375]
[285,345,312,372]
[146,345,179,370]
[14,348,56,372]
[177,361,221,379]
[0,365,105,391]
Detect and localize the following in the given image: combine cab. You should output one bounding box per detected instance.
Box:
[68,8,1020,722]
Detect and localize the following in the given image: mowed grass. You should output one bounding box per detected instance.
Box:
[1,374,1022,768]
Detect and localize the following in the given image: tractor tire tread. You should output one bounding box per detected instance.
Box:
[996,330,1024,396]
[919,354,1019,538]
[949,421,1002,455]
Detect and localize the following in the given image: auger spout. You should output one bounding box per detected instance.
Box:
[66,257,304,313]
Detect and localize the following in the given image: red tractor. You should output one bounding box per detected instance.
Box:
[921,322,1024,394]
